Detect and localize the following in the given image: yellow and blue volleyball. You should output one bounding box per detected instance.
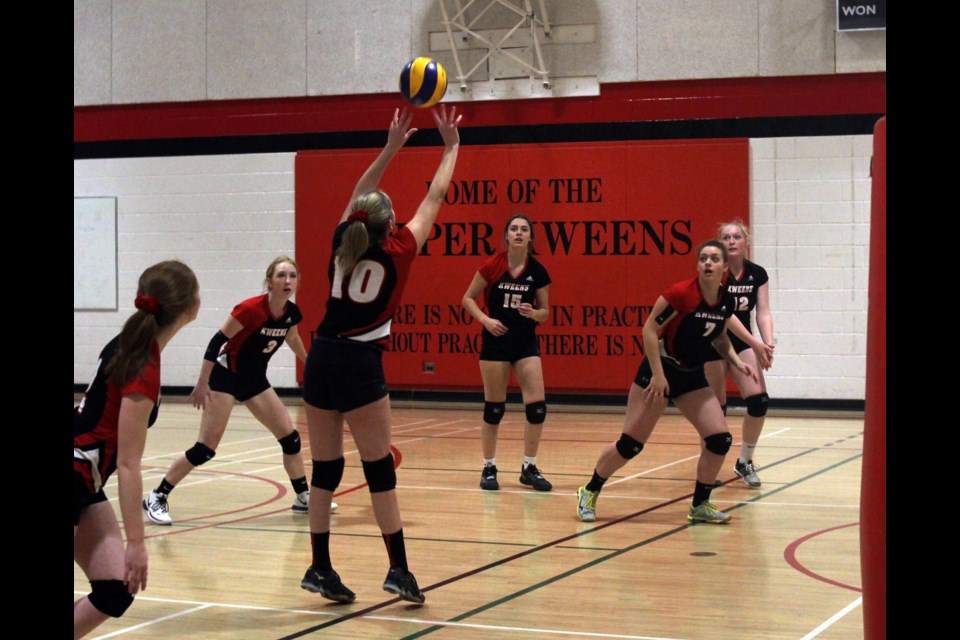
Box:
[399,57,447,108]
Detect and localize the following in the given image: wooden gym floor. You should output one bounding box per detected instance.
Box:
[75,400,866,639]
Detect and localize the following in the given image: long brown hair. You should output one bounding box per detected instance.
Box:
[337,190,393,275]
[106,260,199,386]
[697,239,728,263]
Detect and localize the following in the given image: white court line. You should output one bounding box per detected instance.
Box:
[129,420,481,500]
[142,433,292,462]
[747,435,863,441]
[799,596,862,639]
[375,619,686,639]
[394,483,858,510]
[142,418,451,463]
[90,603,212,639]
[606,427,791,486]
[78,592,686,640]
[141,418,468,476]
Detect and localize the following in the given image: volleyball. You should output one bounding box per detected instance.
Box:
[399,57,447,108]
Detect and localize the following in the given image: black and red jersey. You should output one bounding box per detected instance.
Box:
[722,259,769,334]
[317,222,417,345]
[74,336,161,493]
[659,276,735,368]
[216,294,302,373]
[478,251,551,334]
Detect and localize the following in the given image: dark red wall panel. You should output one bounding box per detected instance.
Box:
[74,73,885,143]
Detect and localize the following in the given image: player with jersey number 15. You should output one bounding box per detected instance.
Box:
[298,105,461,605]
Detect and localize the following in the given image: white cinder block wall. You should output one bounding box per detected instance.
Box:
[74,133,874,400]
[751,135,873,401]
[73,153,299,389]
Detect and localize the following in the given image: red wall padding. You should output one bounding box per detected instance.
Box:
[861,116,885,640]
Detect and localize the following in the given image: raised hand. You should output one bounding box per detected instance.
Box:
[432,104,462,148]
[387,108,417,150]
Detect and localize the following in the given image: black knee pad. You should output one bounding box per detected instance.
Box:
[88,579,134,618]
[703,432,733,455]
[278,430,302,455]
[483,401,506,425]
[311,457,345,492]
[362,453,397,493]
[745,393,769,418]
[615,433,644,459]
[525,401,547,425]
[185,442,216,466]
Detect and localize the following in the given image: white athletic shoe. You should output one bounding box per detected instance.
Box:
[292,491,338,513]
[143,490,172,525]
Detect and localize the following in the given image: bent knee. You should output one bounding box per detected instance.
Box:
[88,579,134,618]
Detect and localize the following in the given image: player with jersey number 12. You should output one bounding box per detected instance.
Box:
[299,105,462,605]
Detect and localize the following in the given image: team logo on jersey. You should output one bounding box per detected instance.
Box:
[526,275,534,281]
[286,318,292,323]
[696,310,726,321]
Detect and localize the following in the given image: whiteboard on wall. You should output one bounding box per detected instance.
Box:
[74,197,118,310]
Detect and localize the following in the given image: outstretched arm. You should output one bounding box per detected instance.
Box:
[189,315,244,410]
[116,394,153,594]
[725,314,773,370]
[340,108,418,223]
[285,326,308,363]
[404,105,462,249]
[712,332,759,384]
[755,282,775,349]
[641,296,674,401]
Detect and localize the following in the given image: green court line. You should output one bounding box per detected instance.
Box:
[398,446,863,639]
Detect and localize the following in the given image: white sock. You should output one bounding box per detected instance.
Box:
[523,456,537,469]
[739,442,757,464]
[484,458,496,468]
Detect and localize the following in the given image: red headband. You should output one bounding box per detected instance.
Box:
[135,294,161,316]
[347,210,369,225]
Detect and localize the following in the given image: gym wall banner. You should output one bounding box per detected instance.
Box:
[295,139,749,394]
[837,0,886,31]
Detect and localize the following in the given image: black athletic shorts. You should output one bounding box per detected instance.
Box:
[73,471,108,526]
[208,363,271,402]
[303,336,389,413]
[479,329,540,363]
[633,356,709,399]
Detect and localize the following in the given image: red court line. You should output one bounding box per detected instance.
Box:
[783,521,861,592]
[139,445,403,539]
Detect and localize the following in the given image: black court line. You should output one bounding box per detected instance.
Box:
[400,443,864,639]
[277,432,862,638]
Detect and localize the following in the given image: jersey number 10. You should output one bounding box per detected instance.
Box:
[331,260,387,304]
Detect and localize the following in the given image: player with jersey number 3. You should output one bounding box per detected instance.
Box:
[142,256,333,527]
[299,106,461,604]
